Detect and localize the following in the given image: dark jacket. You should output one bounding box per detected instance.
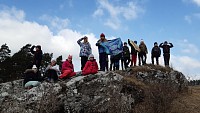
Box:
[151,46,161,57]
[123,46,130,58]
[30,46,43,68]
[128,39,138,55]
[159,43,173,54]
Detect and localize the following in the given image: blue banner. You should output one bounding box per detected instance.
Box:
[100,38,123,56]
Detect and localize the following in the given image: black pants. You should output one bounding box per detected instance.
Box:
[45,69,58,81]
[81,56,88,70]
[123,57,130,69]
[163,53,170,66]
[99,52,107,71]
[138,52,146,66]
[152,56,159,65]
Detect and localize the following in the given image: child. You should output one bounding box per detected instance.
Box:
[82,54,98,75]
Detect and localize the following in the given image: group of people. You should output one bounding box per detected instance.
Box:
[23,33,173,88]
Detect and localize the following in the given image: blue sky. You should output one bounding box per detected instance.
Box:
[0,0,200,79]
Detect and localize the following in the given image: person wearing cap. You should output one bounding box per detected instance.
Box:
[23,65,42,88]
[128,39,138,66]
[96,33,108,71]
[123,42,131,69]
[151,42,161,65]
[59,55,76,79]
[44,58,60,82]
[77,36,92,70]
[138,39,148,66]
[30,45,43,69]
[159,41,173,66]
[82,54,98,75]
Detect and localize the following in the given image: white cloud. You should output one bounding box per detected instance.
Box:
[0,6,25,22]
[178,39,199,54]
[171,55,200,80]
[0,7,99,71]
[192,0,200,6]
[93,0,144,29]
[93,8,104,17]
[40,15,70,31]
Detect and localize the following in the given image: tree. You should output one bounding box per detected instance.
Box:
[0,44,11,63]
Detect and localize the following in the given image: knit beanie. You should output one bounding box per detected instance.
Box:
[100,33,105,37]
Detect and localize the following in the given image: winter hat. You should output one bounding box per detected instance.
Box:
[134,41,137,44]
[100,33,105,37]
[36,45,41,50]
[124,42,127,45]
[88,54,94,59]
[32,65,37,69]
[68,55,72,59]
[154,42,158,45]
[164,41,168,45]
[51,58,56,62]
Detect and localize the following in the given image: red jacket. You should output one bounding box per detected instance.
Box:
[82,60,98,75]
[61,59,74,73]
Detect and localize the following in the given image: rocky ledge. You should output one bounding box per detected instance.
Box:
[0,65,188,113]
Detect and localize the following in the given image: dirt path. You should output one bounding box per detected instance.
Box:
[170,86,200,113]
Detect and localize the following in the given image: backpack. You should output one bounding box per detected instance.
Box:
[140,44,146,52]
[153,46,160,56]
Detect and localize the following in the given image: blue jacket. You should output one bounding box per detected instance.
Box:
[96,40,107,54]
[77,38,92,57]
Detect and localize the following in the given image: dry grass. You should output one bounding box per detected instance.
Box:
[169,86,200,113]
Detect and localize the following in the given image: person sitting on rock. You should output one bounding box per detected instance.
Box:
[82,54,98,75]
[59,55,76,79]
[44,58,60,82]
[23,65,42,89]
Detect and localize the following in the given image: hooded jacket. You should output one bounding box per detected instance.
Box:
[61,59,74,73]
[77,38,92,57]
[82,59,98,75]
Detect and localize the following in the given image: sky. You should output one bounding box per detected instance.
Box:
[0,0,200,80]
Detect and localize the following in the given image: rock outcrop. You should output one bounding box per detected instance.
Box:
[0,65,188,113]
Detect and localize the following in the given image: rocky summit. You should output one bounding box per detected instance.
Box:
[0,65,188,113]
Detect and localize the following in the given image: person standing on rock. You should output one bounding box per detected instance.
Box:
[138,39,148,66]
[30,45,43,69]
[96,33,108,71]
[151,42,161,65]
[123,42,130,69]
[59,55,76,79]
[77,36,92,70]
[159,41,173,67]
[82,54,98,75]
[128,39,138,66]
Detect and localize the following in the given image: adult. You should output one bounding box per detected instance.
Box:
[123,42,131,69]
[23,65,42,89]
[77,36,92,70]
[128,39,138,66]
[96,33,108,71]
[59,55,76,79]
[138,40,148,66]
[151,42,161,65]
[44,58,60,82]
[159,41,173,66]
[82,54,98,75]
[30,45,43,69]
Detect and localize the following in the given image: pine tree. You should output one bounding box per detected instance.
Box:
[0,43,11,63]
